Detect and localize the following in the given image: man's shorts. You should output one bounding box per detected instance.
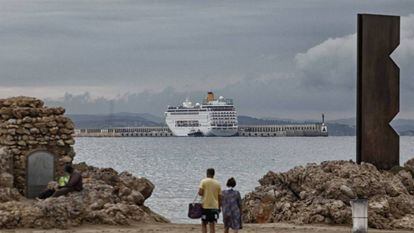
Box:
[201,208,220,224]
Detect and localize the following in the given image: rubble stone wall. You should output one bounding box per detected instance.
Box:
[0,97,75,196]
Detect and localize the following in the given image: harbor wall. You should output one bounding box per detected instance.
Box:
[75,123,328,137]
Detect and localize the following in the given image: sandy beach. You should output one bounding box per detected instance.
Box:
[1,223,413,233]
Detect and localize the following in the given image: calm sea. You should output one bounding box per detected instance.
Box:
[74,137,414,223]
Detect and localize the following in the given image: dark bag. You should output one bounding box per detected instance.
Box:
[188,194,203,219]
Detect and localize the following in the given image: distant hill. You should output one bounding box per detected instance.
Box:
[327,118,355,126]
[400,130,414,136]
[114,112,164,124]
[237,115,297,125]
[325,123,355,136]
[327,118,414,136]
[68,113,163,129]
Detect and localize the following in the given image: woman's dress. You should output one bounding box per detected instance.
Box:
[221,189,242,230]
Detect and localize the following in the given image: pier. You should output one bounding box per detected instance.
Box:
[239,123,327,137]
[75,123,328,137]
[75,127,173,137]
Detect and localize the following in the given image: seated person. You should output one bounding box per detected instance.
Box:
[52,164,83,197]
[37,170,70,199]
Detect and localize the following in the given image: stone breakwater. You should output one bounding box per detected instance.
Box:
[242,159,414,230]
[0,163,168,229]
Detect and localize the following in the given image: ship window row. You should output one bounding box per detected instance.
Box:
[175,120,200,127]
[212,121,237,124]
[213,117,236,120]
[212,115,236,117]
[211,124,236,127]
[170,112,199,115]
[168,107,206,111]
[212,112,235,115]
[207,108,234,111]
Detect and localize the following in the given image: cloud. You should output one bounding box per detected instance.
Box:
[295,34,356,90]
[3,1,414,119]
[291,14,414,118]
[295,14,414,91]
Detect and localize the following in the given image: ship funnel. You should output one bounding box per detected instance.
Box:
[207,92,215,102]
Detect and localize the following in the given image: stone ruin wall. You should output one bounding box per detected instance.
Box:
[0,97,75,196]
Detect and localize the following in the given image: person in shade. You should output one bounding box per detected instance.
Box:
[221,177,242,233]
[37,170,70,199]
[198,168,222,233]
[51,164,83,197]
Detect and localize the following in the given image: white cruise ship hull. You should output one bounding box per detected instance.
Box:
[208,127,238,137]
[167,126,238,137]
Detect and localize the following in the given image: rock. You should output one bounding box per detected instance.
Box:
[6,119,17,124]
[60,156,72,163]
[243,160,414,230]
[29,128,40,134]
[391,214,414,229]
[64,139,75,145]
[0,188,22,202]
[398,170,414,194]
[126,191,145,205]
[404,158,414,176]
[340,185,356,198]
[17,141,26,146]
[119,172,155,200]
[0,173,13,188]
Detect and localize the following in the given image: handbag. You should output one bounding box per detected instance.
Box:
[188,193,203,219]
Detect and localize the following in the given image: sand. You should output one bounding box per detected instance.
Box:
[1,223,413,233]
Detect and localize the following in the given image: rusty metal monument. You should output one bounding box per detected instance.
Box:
[357,14,400,170]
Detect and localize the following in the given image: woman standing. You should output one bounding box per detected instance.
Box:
[221,177,242,233]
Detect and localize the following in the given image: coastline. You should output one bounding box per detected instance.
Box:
[4,223,413,233]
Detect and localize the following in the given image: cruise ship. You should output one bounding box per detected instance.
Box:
[165,92,238,136]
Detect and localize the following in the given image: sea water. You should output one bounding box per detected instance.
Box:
[74,136,414,223]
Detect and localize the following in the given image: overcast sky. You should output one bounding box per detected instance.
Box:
[1,0,414,120]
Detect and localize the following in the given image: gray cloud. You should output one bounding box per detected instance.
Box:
[2,1,414,119]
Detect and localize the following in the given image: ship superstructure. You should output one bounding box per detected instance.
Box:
[165,92,238,136]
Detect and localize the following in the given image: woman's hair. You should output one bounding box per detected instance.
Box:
[226,177,236,188]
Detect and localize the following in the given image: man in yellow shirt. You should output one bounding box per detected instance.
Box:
[198,168,221,233]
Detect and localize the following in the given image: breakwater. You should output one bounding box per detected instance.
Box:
[74,123,328,137]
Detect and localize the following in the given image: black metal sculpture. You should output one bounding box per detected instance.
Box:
[357,14,400,170]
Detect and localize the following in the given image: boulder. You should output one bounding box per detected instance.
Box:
[243,160,414,230]
[404,158,414,176]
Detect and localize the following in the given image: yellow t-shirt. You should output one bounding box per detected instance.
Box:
[199,178,221,209]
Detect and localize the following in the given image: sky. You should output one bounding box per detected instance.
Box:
[1,0,414,120]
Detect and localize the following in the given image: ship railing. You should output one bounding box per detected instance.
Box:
[202,99,233,105]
